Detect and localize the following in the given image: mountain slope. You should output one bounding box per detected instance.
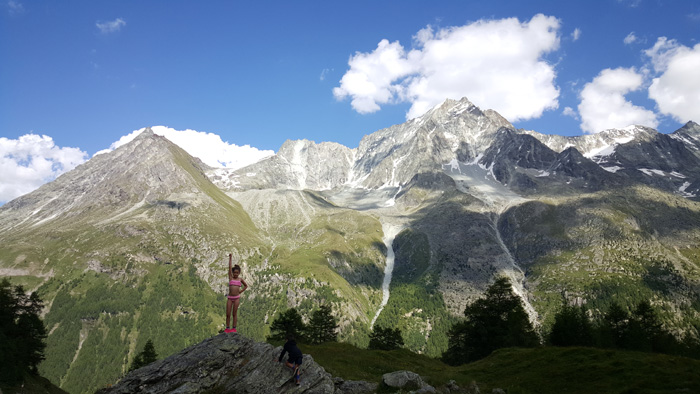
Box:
[0,130,388,393]
[2,99,700,392]
[0,129,270,393]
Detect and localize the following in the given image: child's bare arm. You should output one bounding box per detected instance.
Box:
[240,279,249,292]
[228,254,233,280]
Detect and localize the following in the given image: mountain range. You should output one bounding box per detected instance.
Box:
[1,97,699,393]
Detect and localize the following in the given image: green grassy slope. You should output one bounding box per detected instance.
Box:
[304,342,700,394]
[500,186,700,333]
[0,372,69,394]
[238,191,387,347]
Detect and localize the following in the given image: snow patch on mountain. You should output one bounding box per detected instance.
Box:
[442,159,526,208]
[371,222,403,328]
[679,182,697,197]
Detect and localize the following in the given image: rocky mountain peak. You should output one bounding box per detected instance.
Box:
[672,121,700,153]
[416,97,513,132]
[680,120,700,132]
[0,128,216,231]
[135,127,156,140]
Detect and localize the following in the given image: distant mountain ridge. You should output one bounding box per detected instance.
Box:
[210,98,700,199]
[2,97,700,394]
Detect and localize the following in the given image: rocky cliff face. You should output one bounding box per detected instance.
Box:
[210,99,700,201]
[210,98,513,192]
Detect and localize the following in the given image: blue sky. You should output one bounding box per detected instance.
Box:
[1,0,699,203]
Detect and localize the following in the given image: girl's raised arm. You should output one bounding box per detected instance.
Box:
[228,253,233,280]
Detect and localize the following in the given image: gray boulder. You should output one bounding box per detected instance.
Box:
[381,370,434,392]
[334,377,379,393]
[98,333,336,393]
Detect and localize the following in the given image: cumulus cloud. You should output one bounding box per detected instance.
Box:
[0,134,87,203]
[578,67,658,133]
[334,14,561,121]
[95,126,274,170]
[96,18,126,34]
[645,38,700,123]
[624,32,638,45]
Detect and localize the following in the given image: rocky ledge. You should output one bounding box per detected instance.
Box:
[97,333,378,394]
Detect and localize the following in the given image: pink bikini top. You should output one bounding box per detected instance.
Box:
[229,280,241,286]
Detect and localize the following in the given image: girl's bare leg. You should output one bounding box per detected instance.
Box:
[232,298,240,328]
[226,299,233,328]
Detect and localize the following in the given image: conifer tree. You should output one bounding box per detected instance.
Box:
[549,302,593,347]
[598,302,629,348]
[369,326,404,350]
[625,300,665,352]
[268,308,306,342]
[305,305,338,344]
[0,279,47,385]
[130,339,158,371]
[442,276,538,365]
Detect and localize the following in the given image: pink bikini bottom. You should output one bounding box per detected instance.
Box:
[227,295,240,300]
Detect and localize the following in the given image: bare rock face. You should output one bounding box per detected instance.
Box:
[98,334,337,394]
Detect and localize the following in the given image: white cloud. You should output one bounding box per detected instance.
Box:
[563,106,578,118]
[624,32,638,45]
[95,126,274,170]
[333,39,415,114]
[7,0,23,15]
[578,67,658,133]
[572,28,582,41]
[645,38,700,123]
[96,18,126,34]
[0,134,87,203]
[644,37,682,72]
[334,14,561,121]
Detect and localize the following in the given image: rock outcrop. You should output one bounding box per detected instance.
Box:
[380,370,435,392]
[98,334,344,394]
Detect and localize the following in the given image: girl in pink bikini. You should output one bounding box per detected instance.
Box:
[225,253,248,333]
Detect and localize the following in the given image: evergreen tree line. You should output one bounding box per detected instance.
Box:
[0,279,47,385]
[269,305,406,351]
[548,300,700,357]
[267,305,339,344]
[442,276,700,366]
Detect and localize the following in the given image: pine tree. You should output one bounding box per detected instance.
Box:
[598,302,629,348]
[305,305,338,344]
[130,339,158,371]
[625,300,664,352]
[549,302,593,347]
[0,279,47,385]
[369,326,404,350]
[268,308,306,342]
[442,276,538,365]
